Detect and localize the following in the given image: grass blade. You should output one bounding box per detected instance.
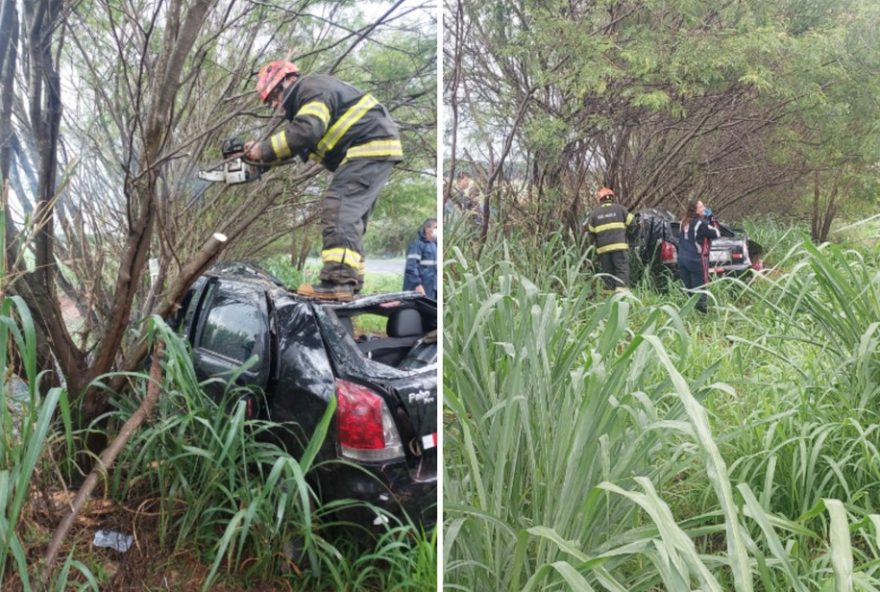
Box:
[826,499,853,592]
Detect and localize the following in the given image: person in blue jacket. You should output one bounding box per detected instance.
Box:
[403,218,437,300]
[678,199,720,313]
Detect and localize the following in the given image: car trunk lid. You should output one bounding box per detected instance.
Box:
[382,372,437,477]
[387,370,436,432]
[709,237,751,269]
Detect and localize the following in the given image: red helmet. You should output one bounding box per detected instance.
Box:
[256,60,300,104]
[597,187,615,200]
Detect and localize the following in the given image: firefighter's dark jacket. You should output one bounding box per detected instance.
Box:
[587,201,635,254]
[258,74,403,172]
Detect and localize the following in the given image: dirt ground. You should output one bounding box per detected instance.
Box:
[6,489,295,592]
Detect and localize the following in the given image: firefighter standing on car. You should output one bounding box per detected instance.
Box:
[403,218,437,300]
[586,187,635,290]
[244,60,403,300]
[678,199,721,313]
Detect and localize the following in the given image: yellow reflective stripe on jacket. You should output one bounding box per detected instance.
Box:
[339,138,403,165]
[321,247,363,269]
[270,132,293,160]
[625,212,634,225]
[316,94,379,158]
[597,243,629,254]
[345,138,402,159]
[295,101,331,129]
[593,221,627,233]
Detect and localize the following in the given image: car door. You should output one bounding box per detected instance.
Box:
[191,279,271,404]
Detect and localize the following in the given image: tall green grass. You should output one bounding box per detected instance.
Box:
[714,241,880,520]
[100,318,335,589]
[739,217,810,268]
[444,223,880,590]
[1,296,97,590]
[445,241,710,589]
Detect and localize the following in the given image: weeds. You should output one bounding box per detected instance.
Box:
[445,220,880,589]
[1,296,94,590]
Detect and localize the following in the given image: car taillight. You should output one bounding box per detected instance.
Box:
[660,240,676,263]
[336,379,405,462]
[732,252,743,260]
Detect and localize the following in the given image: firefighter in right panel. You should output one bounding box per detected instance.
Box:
[586,187,635,291]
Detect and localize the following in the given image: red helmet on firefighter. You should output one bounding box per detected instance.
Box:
[597,187,614,200]
[256,60,300,104]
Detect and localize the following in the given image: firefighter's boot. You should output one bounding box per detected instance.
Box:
[297,281,355,301]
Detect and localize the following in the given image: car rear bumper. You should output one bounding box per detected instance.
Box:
[708,263,753,274]
[317,460,437,530]
[660,261,755,275]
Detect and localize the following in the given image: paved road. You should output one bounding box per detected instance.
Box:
[306,257,405,275]
[367,257,406,274]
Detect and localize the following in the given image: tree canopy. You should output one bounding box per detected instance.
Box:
[444,0,880,238]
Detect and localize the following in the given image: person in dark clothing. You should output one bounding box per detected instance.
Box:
[244,60,403,300]
[677,199,721,313]
[586,187,635,290]
[403,218,437,300]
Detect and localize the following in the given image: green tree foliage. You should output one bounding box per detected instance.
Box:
[445,0,880,236]
[444,219,880,590]
[365,175,436,256]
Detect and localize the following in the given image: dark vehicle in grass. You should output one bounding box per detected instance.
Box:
[633,208,763,278]
[176,263,437,529]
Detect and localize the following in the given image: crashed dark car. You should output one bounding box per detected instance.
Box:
[633,208,763,277]
[176,263,437,529]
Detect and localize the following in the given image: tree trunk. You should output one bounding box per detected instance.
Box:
[810,170,841,244]
[0,0,18,274]
[0,0,18,184]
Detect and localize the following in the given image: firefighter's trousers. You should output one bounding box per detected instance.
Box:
[598,250,629,289]
[319,159,395,287]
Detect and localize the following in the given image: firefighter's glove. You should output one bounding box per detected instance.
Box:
[244,140,263,162]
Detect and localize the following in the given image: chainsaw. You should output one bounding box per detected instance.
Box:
[198,138,263,185]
